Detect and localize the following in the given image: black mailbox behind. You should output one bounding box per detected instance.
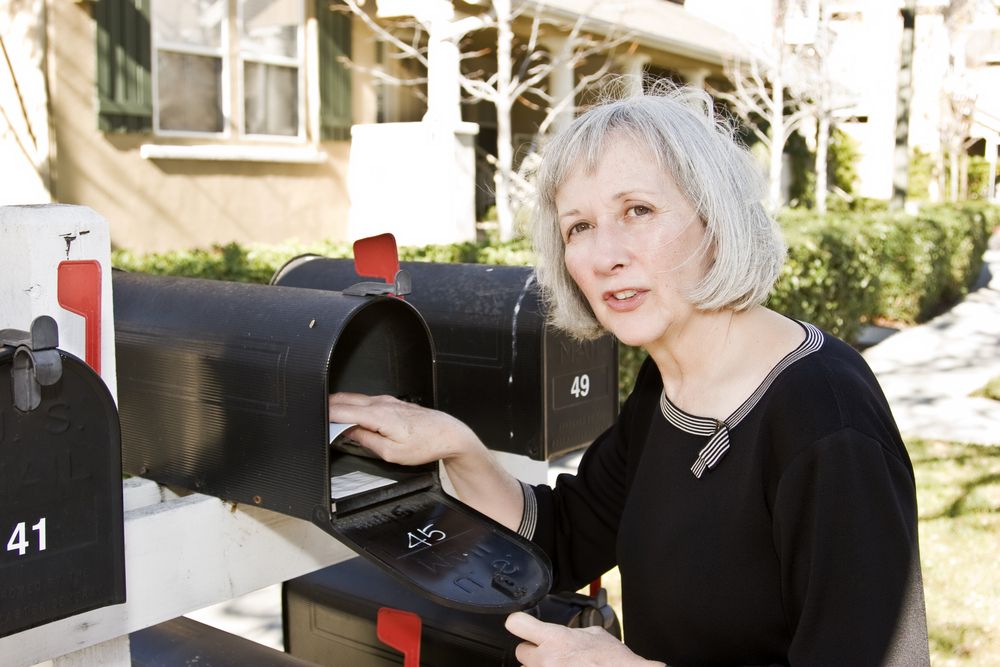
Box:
[0,324,125,637]
[113,273,551,613]
[272,258,618,460]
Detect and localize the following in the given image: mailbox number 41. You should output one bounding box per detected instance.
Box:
[6,518,47,556]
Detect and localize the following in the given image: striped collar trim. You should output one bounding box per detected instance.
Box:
[658,321,824,477]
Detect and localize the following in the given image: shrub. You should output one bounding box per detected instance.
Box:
[113,203,997,406]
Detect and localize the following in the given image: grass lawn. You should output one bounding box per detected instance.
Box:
[912,439,1000,665]
[595,438,1000,665]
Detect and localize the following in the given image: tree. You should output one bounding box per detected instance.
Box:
[792,1,855,213]
[338,0,631,240]
[710,0,813,211]
[713,0,857,213]
[937,0,989,201]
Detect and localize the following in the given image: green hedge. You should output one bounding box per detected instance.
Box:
[774,201,996,340]
[113,202,998,404]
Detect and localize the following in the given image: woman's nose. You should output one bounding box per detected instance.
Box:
[591,222,631,274]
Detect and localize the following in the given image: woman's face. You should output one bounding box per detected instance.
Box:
[556,134,712,349]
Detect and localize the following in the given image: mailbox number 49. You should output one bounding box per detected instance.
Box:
[6,518,47,556]
[570,374,590,398]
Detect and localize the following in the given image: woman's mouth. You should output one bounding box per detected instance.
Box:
[603,288,646,311]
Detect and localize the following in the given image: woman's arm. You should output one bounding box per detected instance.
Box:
[773,428,930,666]
[328,392,525,531]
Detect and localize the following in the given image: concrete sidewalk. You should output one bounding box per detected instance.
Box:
[862,231,1000,447]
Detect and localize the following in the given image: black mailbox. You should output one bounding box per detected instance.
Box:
[0,316,125,638]
[112,273,550,613]
[271,258,618,461]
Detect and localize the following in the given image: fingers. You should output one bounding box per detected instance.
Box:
[514,640,539,666]
[328,392,398,409]
[505,611,556,645]
[328,394,404,435]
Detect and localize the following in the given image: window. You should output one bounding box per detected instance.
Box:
[97,0,352,141]
[151,0,304,138]
[240,0,303,137]
[152,0,227,134]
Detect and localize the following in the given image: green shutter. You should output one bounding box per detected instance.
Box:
[317,0,352,140]
[95,0,152,132]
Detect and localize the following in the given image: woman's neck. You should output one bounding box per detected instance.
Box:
[646,307,740,398]
[646,307,803,420]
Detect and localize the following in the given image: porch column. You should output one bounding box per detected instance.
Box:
[679,66,712,90]
[621,53,650,95]
[421,0,463,125]
[542,35,575,134]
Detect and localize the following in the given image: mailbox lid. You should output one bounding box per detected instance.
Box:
[0,348,125,637]
[113,273,435,521]
[317,488,552,614]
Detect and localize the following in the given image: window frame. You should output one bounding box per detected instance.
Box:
[149,0,308,142]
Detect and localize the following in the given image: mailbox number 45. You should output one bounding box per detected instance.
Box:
[6,518,47,556]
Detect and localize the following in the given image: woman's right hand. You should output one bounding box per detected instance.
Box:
[327,392,482,466]
[328,392,525,531]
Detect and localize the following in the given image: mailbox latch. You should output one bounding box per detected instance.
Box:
[0,315,63,412]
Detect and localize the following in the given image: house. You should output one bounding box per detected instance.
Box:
[0,0,749,252]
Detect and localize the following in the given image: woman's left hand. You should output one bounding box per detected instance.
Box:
[505,612,665,667]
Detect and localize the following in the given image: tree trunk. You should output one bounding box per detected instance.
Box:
[891,0,916,209]
[493,0,516,240]
[815,114,830,214]
[950,148,960,201]
[766,57,786,211]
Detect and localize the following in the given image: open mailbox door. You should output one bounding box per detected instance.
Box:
[272,255,619,462]
[112,272,550,613]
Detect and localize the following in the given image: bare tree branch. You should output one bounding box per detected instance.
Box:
[340,0,429,67]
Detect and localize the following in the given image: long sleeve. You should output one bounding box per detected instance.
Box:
[528,357,659,593]
[773,427,930,666]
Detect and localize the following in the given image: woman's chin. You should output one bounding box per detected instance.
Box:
[608,328,658,349]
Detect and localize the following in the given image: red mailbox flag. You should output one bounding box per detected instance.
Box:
[353,233,400,286]
[57,260,102,375]
[377,607,421,667]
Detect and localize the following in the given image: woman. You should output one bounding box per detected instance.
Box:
[329,85,930,666]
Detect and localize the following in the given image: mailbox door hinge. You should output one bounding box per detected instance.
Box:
[0,315,63,412]
[342,269,412,298]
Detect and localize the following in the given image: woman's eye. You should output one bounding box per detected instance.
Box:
[566,222,590,239]
[626,205,651,217]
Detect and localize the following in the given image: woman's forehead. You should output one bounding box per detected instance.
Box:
[557,135,668,195]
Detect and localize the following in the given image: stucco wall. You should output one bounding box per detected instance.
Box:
[46,2,354,253]
[0,0,51,206]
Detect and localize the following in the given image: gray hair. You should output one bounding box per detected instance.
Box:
[531,81,786,341]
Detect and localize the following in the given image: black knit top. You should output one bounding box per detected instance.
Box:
[519,323,930,666]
